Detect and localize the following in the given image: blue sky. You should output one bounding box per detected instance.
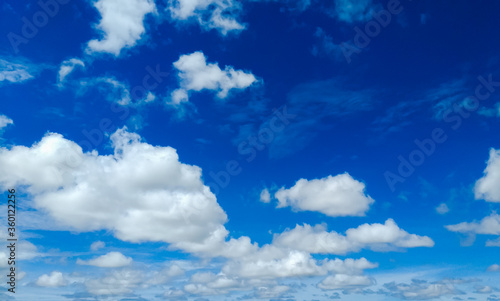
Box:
[1,0,500,300]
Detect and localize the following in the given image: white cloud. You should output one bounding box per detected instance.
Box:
[86,0,156,56]
[318,274,374,290]
[222,244,377,280]
[275,173,375,217]
[382,279,463,300]
[90,241,106,251]
[0,127,251,258]
[435,203,449,214]
[486,237,500,247]
[0,252,9,268]
[35,271,67,287]
[475,148,500,202]
[0,115,13,130]
[333,0,377,23]
[260,188,271,203]
[273,220,434,255]
[254,285,290,298]
[183,272,246,296]
[58,58,85,84]
[0,59,33,83]
[346,219,434,248]
[446,213,500,235]
[487,264,500,272]
[85,269,143,295]
[77,252,132,268]
[168,0,245,35]
[170,51,257,105]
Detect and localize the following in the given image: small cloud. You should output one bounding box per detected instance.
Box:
[487,264,500,272]
[260,188,271,203]
[436,203,449,215]
[58,58,85,85]
[86,0,157,56]
[0,114,13,130]
[90,241,106,251]
[77,252,132,268]
[169,51,257,105]
[35,271,67,287]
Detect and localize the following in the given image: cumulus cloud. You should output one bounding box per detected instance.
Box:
[58,58,85,84]
[273,220,434,255]
[77,252,132,268]
[475,148,500,202]
[85,269,143,295]
[346,219,434,248]
[0,127,253,258]
[35,271,67,287]
[259,188,271,203]
[488,264,500,272]
[86,0,156,56]
[170,51,257,105]
[446,213,500,235]
[168,0,245,34]
[0,59,33,83]
[0,115,13,131]
[222,244,377,280]
[318,274,374,290]
[275,173,375,217]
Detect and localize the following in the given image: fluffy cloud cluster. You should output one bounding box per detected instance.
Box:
[168,0,245,34]
[222,244,377,280]
[0,128,437,297]
[0,127,248,257]
[273,219,434,255]
[275,173,375,217]
[0,59,33,83]
[86,0,156,56]
[85,269,144,295]
[475,148,500,202]
[170,51,257,104]
[57,58,85,84]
